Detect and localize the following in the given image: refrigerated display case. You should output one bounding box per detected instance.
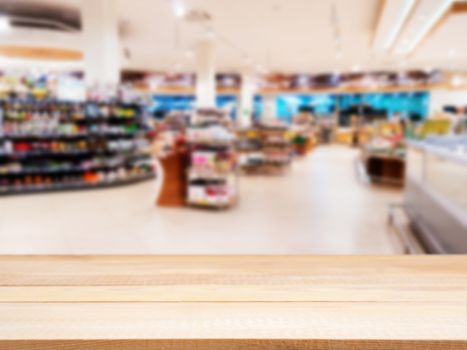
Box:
[405,136,467,253]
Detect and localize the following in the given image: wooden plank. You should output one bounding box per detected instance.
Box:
[2,339,466,350]
[1,255,466,283]
[0,302,464,340]
[0,256,466,302]
[0,283,465,302]
[0,256,466,349]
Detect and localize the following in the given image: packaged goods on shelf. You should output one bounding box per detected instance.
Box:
[236,123,292,174]
[186,108,238,208]
[0,99,155,195]
[359,121,406,186]
[187,176,237,207]
[291,112,317,155]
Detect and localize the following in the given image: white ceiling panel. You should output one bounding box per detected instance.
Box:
[1,0,467,73]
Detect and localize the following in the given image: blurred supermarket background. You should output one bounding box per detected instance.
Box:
[0,0,466,254]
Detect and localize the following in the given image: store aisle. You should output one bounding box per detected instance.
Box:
[0,146,401,254]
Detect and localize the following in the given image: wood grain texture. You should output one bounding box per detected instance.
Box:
[2,339,466,350]
[0,46,82,61]
[0,256,466,349]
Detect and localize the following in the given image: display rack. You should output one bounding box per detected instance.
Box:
[154,111,189,207]
[291,113,317,156]
[237,124,292,175]
[360,150,405,186]
[358,121,405,186]
[186,108,238,208]
[0,99,155,194]
[236,128,263,173]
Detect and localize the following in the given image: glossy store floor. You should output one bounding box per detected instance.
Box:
[0,146,401,254]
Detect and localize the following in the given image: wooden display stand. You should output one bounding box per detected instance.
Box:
[156,153,187,207]
[361,151,405,186]
[0,255,465,349]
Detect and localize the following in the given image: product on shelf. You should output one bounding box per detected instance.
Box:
[186,108,238,208]
[359,121,406,186]
[0,100,141,138]
[291,112,317,155]
[0,99,155,195]
[236,123,292,175]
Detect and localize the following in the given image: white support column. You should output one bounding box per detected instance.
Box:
[195,39,216,108]
[81,0,121,88]
[262,94,277,121]
[238,68,255,127]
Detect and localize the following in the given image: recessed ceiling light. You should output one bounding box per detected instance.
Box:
[448,48,457,57]
[352,65,361,72]
[171,0,186,18]
[205,28,215,40]
[451,75,463,87]
[404,0,453,54]
[383,0,416,50]
[0,16,11,32]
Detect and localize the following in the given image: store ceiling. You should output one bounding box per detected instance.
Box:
[1,0,467,74]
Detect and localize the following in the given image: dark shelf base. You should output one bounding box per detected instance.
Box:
[0,173,156,196]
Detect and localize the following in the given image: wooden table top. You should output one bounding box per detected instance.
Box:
[0,255,466,349]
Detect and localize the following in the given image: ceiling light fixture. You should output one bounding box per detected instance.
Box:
[205,28,216,40]
[404,0,454,54]
[352,65,361,72]
[451,75,463,87]
[384,0,416,50]
[171,0,186,18]
[0,16,11,32]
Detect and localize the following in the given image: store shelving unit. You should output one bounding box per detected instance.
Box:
[291,113,317,156]
[260,124,292,174]
[236,128,263,173]
[360,150,405,186]
[358,121,405,186]
[154,111,190,207]
[237,124,292,175]
[0,99,155,194]
[186,108,238,209]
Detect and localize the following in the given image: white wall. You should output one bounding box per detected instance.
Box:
[429,89,467,115]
